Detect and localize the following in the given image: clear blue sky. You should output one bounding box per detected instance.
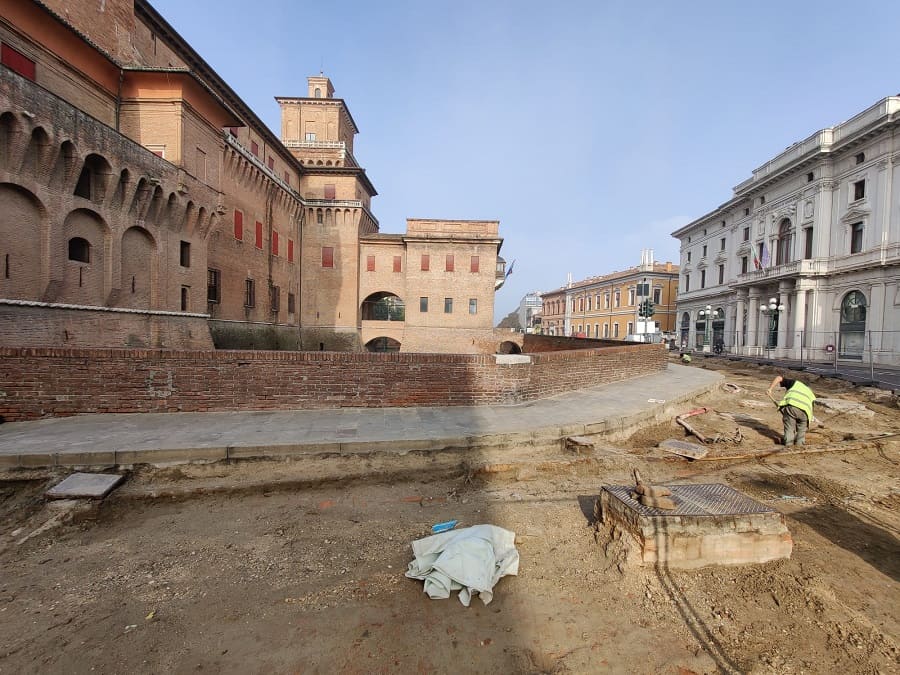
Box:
[151,0,900,322]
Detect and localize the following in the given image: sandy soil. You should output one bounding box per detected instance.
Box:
[0,358,898,674]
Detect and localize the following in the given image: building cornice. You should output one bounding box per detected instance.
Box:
[274,96,360,134]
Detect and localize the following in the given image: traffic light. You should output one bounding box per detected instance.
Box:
[645,299,655,317]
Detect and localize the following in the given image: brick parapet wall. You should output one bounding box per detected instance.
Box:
[0,343,666,421]
[522,334,624,352]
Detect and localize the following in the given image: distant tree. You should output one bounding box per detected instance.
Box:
[496,309,522,330]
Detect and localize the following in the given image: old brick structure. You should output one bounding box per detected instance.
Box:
[0,0,506,353]
[0,341,666,421]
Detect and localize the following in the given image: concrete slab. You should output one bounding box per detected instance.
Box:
[659,438,709,459]
[600,483,792,568]
[46,472,124,500]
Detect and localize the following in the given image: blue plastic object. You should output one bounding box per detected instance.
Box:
[431,519,458,533]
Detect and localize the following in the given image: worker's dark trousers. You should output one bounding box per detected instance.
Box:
[781,405,808,446]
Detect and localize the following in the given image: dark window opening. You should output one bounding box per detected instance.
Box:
[855,152,865,165]
[419,297,428,312]
[804,228,814,259]
[180,286,189,311]
[850,222,864,254]
[179,240,191,267]
[4,253,8,278]
[744,207,750,216]
[244,279,255,307]
[288,292,296,314]
[68,237,90,263]
[718,265,724,284]
[74,166,92,199]
[700,270,706,289]
[207,269,221,303]
[741,256,748,274]
[131,275,135,293]
[853,179,865,201]
[743,226,750,241]
[444,297,453,313]
[270,285,280,313]
[702,245,707,257]
[807,172,814,182]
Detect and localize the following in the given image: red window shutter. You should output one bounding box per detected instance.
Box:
[421,254,430,271]
[284,171,290,185]
[234,210,243,240]
[324,184,336,199]
[251,141,259,157]
[272,231,279,256]
[267,157,274,170]
[228,127,239,137]
[322,247,334,268]
[470,255,479,273]
[2,44,35,81]
[393,256,401,273]
[255,221,263,249]
[366,255,375,272]
[446,254,454,272]
[288,239,294,262]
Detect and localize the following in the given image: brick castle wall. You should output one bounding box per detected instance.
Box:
[0,343,666,421]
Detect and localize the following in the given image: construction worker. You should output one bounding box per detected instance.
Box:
[768,374,816,446]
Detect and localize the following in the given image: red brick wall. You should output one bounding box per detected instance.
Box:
[0,343,666,421]
[523,334,624,352]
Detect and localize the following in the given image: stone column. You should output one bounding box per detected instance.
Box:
[735,289,748,351]
[747,288,760,352]
[868,282,886,359]
[777,280,792,355]
[792,282,808,360]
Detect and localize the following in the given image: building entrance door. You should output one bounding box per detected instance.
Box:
[839,291,866,360]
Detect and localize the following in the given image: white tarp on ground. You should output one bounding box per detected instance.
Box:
[405,524,519,606]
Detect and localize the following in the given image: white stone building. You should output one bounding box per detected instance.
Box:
[672,96,900,364]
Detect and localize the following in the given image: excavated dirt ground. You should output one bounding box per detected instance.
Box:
[0,358,898,674]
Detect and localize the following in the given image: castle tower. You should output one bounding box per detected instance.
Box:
[276,76,378,350]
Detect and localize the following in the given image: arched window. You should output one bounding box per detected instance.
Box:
[839,291,867,359]
[776,218,792,266]
[314,87,322,98]
[680,311,690,348]
[68,237,90,263]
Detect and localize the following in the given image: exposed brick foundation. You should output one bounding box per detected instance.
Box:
[0,343,666,421]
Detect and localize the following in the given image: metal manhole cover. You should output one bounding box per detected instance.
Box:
[603,483,776,517]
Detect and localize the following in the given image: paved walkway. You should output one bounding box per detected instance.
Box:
[0,364,722,468]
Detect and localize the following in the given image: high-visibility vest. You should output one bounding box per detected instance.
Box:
[778,381,816,422]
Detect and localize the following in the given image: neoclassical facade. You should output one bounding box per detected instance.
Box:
[672,96,900,364]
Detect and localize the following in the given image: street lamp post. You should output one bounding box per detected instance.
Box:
[759,296,785,357]
[698,304,712,352]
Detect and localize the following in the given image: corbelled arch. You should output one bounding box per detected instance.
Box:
[119,225,157,310]
[57,208,109,307]
[0,183,46,301]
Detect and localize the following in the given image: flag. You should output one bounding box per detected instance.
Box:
[752,250,761,270]
[761,243,770,268]
[505,259,515,278]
